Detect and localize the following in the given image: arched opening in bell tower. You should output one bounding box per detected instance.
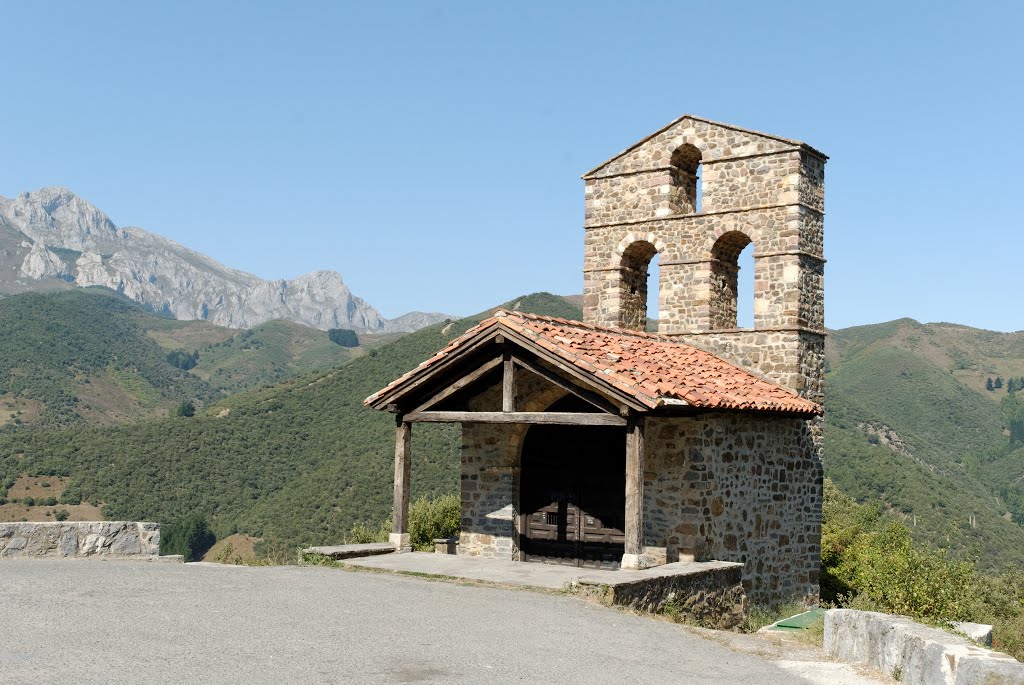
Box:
[619,240,658,332]
[709,231,754,330]
[669,144,702,214]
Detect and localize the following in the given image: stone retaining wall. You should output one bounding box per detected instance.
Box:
[824,609,1024,685]
[579,561,747,630]
[0,521,160,559]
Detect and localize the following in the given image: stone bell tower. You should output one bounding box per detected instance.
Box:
[581,115,827,402]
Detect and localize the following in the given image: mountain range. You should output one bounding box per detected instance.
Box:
[0,187,448,333]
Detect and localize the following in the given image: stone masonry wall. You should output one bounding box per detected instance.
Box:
[0,521,160,559]
[643,414,822,605]
[581,115,825,403]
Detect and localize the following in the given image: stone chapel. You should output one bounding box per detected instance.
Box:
[365,115,827,604]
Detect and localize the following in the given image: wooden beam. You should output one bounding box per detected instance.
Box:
[405,411,627,426]
[511,355,622,415]
[497,328,648,412]
[624,418,645,562]
[502,352,516,412]
[368,329,504,409]
[392,421,412,538]
[409,356,503,414]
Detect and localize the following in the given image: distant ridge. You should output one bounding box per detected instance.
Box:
[0,187,449,333]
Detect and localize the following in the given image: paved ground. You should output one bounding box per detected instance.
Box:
[0,560,886,685]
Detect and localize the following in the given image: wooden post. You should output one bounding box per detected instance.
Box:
[390,419,412,552]
[502,352,516,413]
[622,417,645,569]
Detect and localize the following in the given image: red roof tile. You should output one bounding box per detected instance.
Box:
[366,310,822,416]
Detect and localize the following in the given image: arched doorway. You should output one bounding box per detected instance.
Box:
[519,396,626,569]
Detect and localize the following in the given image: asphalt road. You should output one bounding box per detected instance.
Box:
[1,560,831,685]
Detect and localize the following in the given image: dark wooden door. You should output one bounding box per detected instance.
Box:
[520,413,625,570]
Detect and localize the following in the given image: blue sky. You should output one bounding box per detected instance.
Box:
[2,2,1021,330]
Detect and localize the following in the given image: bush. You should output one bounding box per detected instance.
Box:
[60,491,82,505]
[42,496,57,507]
[53,509,70,521]
[23,496,35,506]
[344,519,390,544]
[327,328,359,348]
[408,494,460,551]
[160,512,216,562]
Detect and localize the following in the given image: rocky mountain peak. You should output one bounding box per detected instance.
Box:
[0,187,451,333]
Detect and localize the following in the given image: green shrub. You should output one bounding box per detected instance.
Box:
[53,509,70,521]
[344,519,390,544]
[60,490,82,505]
[408,494,460,551]
[159,512,216,562]
[23,496,35,506]
[42,496,57,507]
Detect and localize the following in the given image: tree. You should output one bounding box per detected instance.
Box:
[994,376,1004,389]
[1003,393,1024,448]
[173,400,196,417]
[159,512,216,562]
[166,350,199,371]
[328,328,359,348]
[986,378,995,391]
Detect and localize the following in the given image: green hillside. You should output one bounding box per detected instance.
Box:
[0,288,402,429]
[0,292,577,547]
[146,318,393,396]
[824,319,1024,568]
[3,298,1021,570]
[0,289,212,429]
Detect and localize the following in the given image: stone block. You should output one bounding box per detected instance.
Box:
[824,609,1024,685]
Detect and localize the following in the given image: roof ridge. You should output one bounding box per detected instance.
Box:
[581,114,827,179]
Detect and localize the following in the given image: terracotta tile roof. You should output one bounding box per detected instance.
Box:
[366,310,822,417]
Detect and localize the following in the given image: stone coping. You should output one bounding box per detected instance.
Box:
[576,559,743,588]
[824,609,1024,685]
[302,542,396,560]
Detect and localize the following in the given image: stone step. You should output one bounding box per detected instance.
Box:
[302,542,396,560]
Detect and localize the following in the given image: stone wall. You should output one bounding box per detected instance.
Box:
[0,521,160,559]
[643,414,822,605]
[578,561,747,630]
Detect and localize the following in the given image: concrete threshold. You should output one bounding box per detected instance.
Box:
[342,552,738,591]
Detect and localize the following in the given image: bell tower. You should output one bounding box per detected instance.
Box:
[581,115,826,402]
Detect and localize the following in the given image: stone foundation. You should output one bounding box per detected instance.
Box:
[0,521,160,559]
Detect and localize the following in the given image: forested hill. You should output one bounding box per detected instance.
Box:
[824,318,1024,568]
[0,292,580,546]
[2,298,1022,569]
[0,288,212,429]
[0,288,390,430]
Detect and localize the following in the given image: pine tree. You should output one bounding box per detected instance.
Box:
[994,376,1004,389]
[986,377,995,391]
